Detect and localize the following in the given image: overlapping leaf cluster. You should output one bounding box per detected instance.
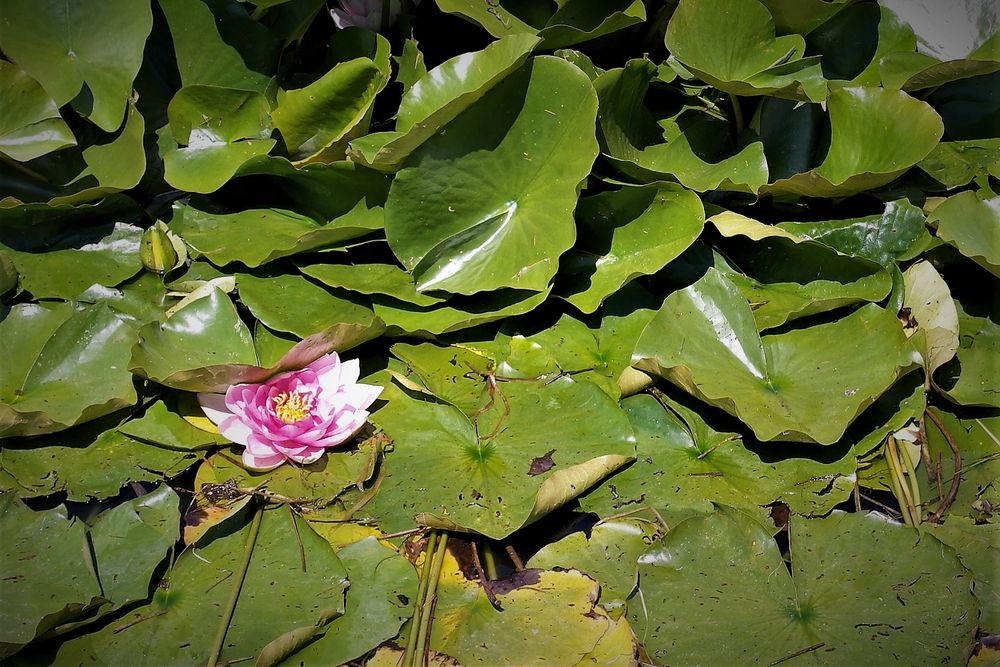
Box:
[0,0,997,664]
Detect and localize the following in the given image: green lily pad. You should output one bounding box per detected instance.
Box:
[384,56,598,295]
[394,38,427,94]
[349,34,540,172]
[936,298,1000,408]
[1,418,200,500]
[0,302,139,437]
[665,0,827,101]
[631,507,977,665]
[0,222,143,300]
[929,190,1000,278]
[85,485,181,609]
[759,0,849,35]
[528,518,658,613]
[367,374,634,539]
[917,139,1000,188]
[52,506,349,667]
[632,269,915,444]
[0,61,75,162]
[160,86,276,194]
[195,442,378,509]
[596,59,769,193]
[485,309,656,400]
[0,498,100,657]
[0,0,152,130]
[300,262,444,307]
[158,0,276,92]
[434,0,645,49]
[0,487,179,659]
[373,288,550,336]
[422,552,630,665]
[171,203,382,268]
[278,537,417,666]
[925,518,1000,632]
[776,199,929,266]
[129,287,259,392]
[761,86,944,198]
[273,42,389,162]
[559,184,704,314]
[237,272,383,346]
[533,0,646,50]
[388,341,495,416]
[119,398,229,451]
[52,101,147,206]
[580,392,857,522]
[710,211,894,330]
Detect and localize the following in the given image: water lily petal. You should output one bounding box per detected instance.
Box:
[218,415,252,446]
[198,392,233,426]
[287,447,324,465]
[242,449,286,471]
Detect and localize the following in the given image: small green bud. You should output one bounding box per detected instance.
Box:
[141,222,181,273]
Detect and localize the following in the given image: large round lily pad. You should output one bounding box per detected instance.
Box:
[632,268,916,443]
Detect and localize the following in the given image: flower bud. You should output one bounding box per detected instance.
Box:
[141,222,182,273]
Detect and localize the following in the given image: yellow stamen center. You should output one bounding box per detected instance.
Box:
[272,391,313,424]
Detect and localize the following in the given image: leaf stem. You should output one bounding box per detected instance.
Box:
[885,436,918,526]
[925,407,963,523]
[730,94,745,136]
[481,540,499,581]
[403,531,438,667]
[207,503,263,667]
[413,532,449,667]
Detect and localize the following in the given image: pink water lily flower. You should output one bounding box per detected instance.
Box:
[198,353,382,471]
[331,0,400,31]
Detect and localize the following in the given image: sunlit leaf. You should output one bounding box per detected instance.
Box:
[633,269,915,443]
[0,0,152,130]
[367,374,633,539]
[384,56,598,295]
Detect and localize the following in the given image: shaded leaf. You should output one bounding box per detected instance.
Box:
[278,537,417,666]
[350,34,540,172]
[171,203,380,268]
[0,222,143,300]
[0,61,74,162]
[929,190,1000,278]
[52,506,348,666]
[559,184,704,314]
[761,87,943,198]
[0,302,139,437]
[596,59,769,193]
[632,507,977,665]
[1,419,200,500]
